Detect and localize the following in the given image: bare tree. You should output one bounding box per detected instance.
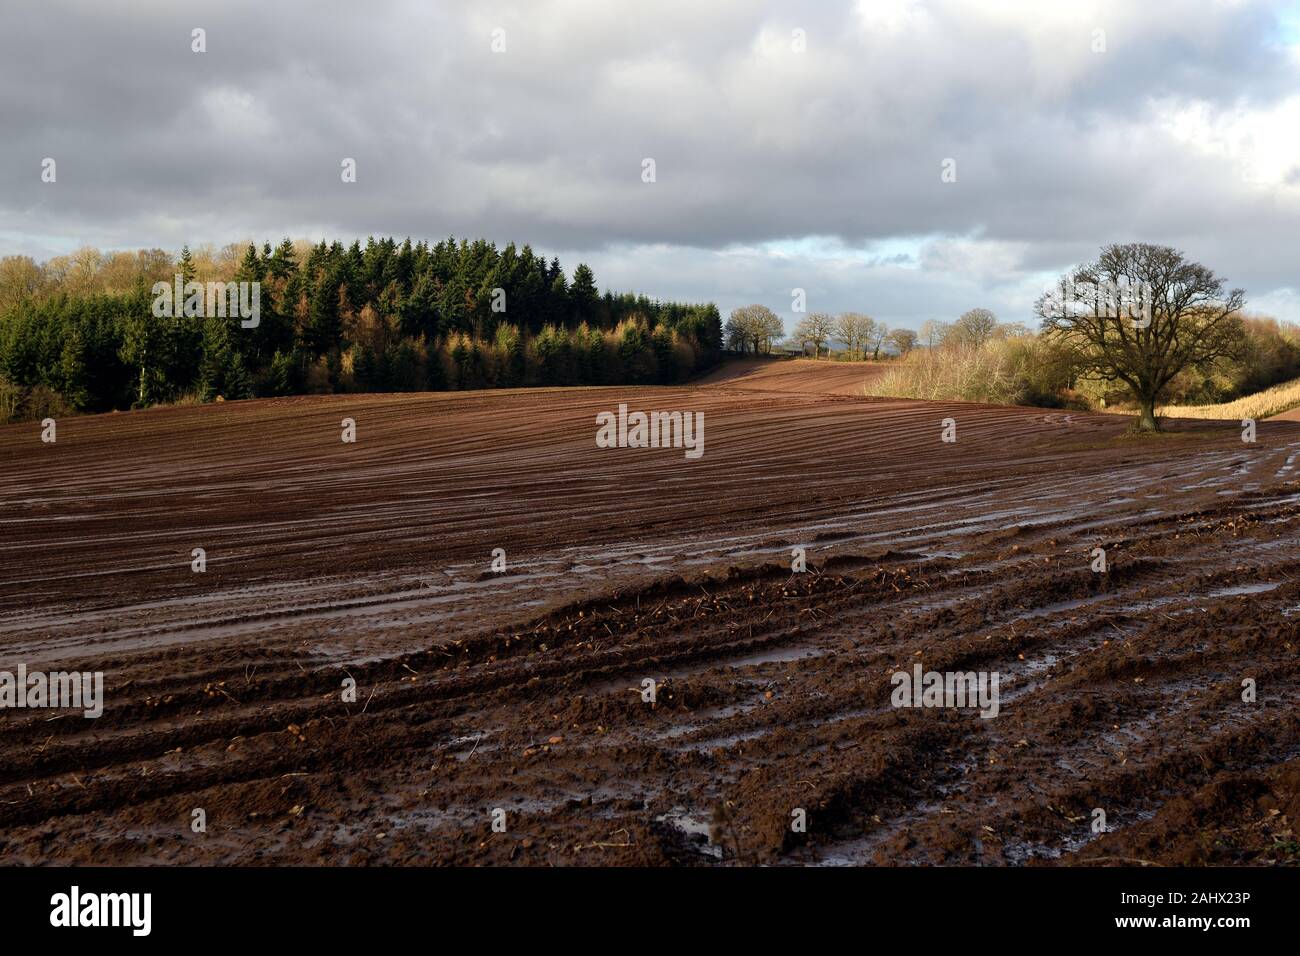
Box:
[888,328,918,355]
[723,313,749,353]
[918,319,947,349]
[834,312,875,360]
[1037,243,1245,432]
[726,305,784,355]
[994,321,1032,339]
[954,308,998,347]
[757,310,783,354]
[867,320,889,360]
[794,312,836,358]
[0,256,46,313]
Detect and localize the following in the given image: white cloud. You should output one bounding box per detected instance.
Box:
[1156,95,1300,188]
[2,0,1299,324]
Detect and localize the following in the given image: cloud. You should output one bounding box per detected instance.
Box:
[1,0,1297,325]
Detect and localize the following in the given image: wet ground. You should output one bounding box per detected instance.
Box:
[1,361,1297,864]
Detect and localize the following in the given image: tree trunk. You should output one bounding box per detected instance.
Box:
[138,343,147,405]
[1135,397,1160,432]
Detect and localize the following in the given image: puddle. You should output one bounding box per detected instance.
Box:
[725,645,829,669]
[655,807,721,859]
[1206,582,1281,597]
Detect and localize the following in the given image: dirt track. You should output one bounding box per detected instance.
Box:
[2,359,1298,865]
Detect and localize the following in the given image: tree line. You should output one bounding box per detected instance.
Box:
[722,245,1298,431]
[0,238,724,422]
[725,304,1008,360]
[870,245,1297,429]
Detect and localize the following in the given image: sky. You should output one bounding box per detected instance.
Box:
[2,0,1299,331]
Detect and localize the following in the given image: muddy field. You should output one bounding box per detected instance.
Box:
[1,359,1298,866]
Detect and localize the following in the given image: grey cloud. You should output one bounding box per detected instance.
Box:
[1,0,1297,326]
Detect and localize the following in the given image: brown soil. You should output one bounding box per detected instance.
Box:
[693,356,889,395]
[1,365,1298,865]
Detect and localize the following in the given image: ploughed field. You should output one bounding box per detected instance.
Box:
[2,359,1298,865]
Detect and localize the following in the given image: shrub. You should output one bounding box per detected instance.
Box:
[865,335,1084,408]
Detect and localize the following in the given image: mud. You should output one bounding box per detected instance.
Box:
[1,362,1297,865]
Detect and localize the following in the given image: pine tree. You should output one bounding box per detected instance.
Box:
[236,242,263,283]
[547,268,568,329]
[0,234,724,413]
[570,263,598,325]
[119,306,161,407]
[178,245,196,287]
[269,238,297,280]
[266,349,297,396]
[57,324,90,409]
[400,273,438,338]
[198,317,251,400]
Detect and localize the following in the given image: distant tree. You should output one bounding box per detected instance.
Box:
[757,310,783,354]
[676,303,723,352]
[56,324,91,409]
[178,245,196,287]
[954,308,997,347]
[919,319,947,349]
[569,263,599,325]
[265,349,298,396]
[304,262,345,354]
[794,312,836,358]
[867,320,889,360]
[268,238,298,280]
[46,247,104,297]
[400,273,438,339]
[235,242,263,283]
[119,308,162,406]
[888,328,918,355]
[724,315,748,352]
[1037,242,1245,432]
[197,317,251,401]
[0,256,46,313]
[0,235,725,414]
[544,266,568,330]
[725,305,783,354]
[835,312,876,360]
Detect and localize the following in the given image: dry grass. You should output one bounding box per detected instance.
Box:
[1159,376,1300,420]
[864,342,1027,404]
